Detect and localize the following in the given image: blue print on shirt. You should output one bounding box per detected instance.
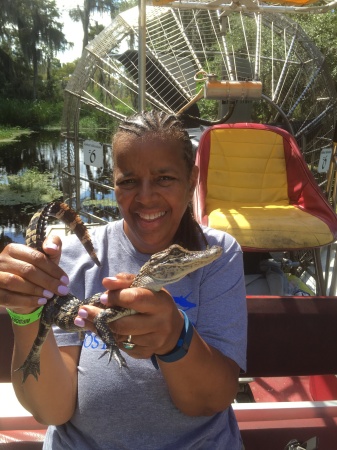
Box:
[83,332,107,350]
[173,292,196,311]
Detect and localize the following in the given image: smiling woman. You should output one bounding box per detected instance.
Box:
[1,110,247,450]
[112,112,200,253]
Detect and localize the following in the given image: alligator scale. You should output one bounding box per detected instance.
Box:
[19,201,222,383]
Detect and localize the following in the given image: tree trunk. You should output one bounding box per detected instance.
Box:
[81,0,91,53]
[32,47,38,100]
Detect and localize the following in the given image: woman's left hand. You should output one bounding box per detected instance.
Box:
[73,274,184,359]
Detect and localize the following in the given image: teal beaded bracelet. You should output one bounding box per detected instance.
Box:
[6,306,43,326]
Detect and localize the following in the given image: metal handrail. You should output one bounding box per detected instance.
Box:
[61,166,115,192]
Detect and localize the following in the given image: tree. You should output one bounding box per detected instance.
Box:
[0,0,69,100]
[295,12,337,86]
[0,0,22,92]
[69,0,117,54]
[16,0,68,99]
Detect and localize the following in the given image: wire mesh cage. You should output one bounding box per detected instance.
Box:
[61,3,337,221]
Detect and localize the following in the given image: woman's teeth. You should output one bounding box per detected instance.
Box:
[139,212,165,220]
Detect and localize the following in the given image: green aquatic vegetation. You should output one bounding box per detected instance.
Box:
[0,169,62,206]
[0,126,31,143]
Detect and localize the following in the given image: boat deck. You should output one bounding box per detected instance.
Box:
[250,376,313,402]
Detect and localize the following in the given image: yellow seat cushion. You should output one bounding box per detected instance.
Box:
[207,201,333,249]
[205,128,334,249]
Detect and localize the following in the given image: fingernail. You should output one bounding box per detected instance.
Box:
[78,309,88,319]
[60,275,69,285]
[74,317,85,327]
[38,298,47,305]
[58,285,70,295]
[100,293,108,305]
[45,242,59,251]
[106,277,118,281]
[43,289,54,299]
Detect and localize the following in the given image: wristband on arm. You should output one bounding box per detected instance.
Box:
[151,309,194,370]
[6,306,43,326]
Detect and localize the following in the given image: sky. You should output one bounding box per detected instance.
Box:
[55,0,112,63]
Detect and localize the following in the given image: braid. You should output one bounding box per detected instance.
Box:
[113,110,208,251]
[173,203,209,251]
[113,110,194,173]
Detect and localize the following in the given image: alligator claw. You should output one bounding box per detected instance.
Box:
[16,360,40,384]
[99,346,127,368]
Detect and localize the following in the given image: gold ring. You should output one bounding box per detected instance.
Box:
[122,335,135,350]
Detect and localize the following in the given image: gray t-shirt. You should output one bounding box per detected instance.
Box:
[43,220,247,450]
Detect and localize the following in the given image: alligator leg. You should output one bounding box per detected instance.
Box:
[93,307,137,367]
[16,320,53,383]
[16,300,62,383]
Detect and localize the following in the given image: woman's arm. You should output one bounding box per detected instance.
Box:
[0,239,80,424]
[157,325,240,416]
[12,323,80,424]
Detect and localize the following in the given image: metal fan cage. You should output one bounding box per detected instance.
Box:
[60,3,337,221]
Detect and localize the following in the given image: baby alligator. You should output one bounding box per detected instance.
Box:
[18,201,223,383]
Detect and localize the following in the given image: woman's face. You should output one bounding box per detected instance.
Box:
[114,136,198,254]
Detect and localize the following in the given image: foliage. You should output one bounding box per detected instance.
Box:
[295,12,337,86]
[0,126,31,142]
[198,99,218,121]
[0,168,62,205]
[0,99,63,129]
[69,0,120,53]
[79,100,120,128]
[0,0,336,129]
[0,0,69,100]
[78,110,119,141]
[0,1,122,105]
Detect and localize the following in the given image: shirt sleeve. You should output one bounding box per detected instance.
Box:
[196,231,247,372]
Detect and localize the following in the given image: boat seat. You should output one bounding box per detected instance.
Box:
[193,123,337,251]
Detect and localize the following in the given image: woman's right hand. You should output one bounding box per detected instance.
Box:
[0,236,70,314]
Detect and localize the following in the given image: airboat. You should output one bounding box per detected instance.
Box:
[2,0,337,448]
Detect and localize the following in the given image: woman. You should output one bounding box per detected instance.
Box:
[0,110,247,449]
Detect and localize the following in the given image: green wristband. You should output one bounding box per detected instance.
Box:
[6,306,43,326]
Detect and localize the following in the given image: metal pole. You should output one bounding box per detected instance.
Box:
[138,0,146,111]
[74,102,81,211]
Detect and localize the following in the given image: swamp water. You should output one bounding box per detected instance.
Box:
[0,130,63,251]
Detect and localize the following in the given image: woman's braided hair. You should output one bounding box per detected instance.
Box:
[113,110,208,250]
